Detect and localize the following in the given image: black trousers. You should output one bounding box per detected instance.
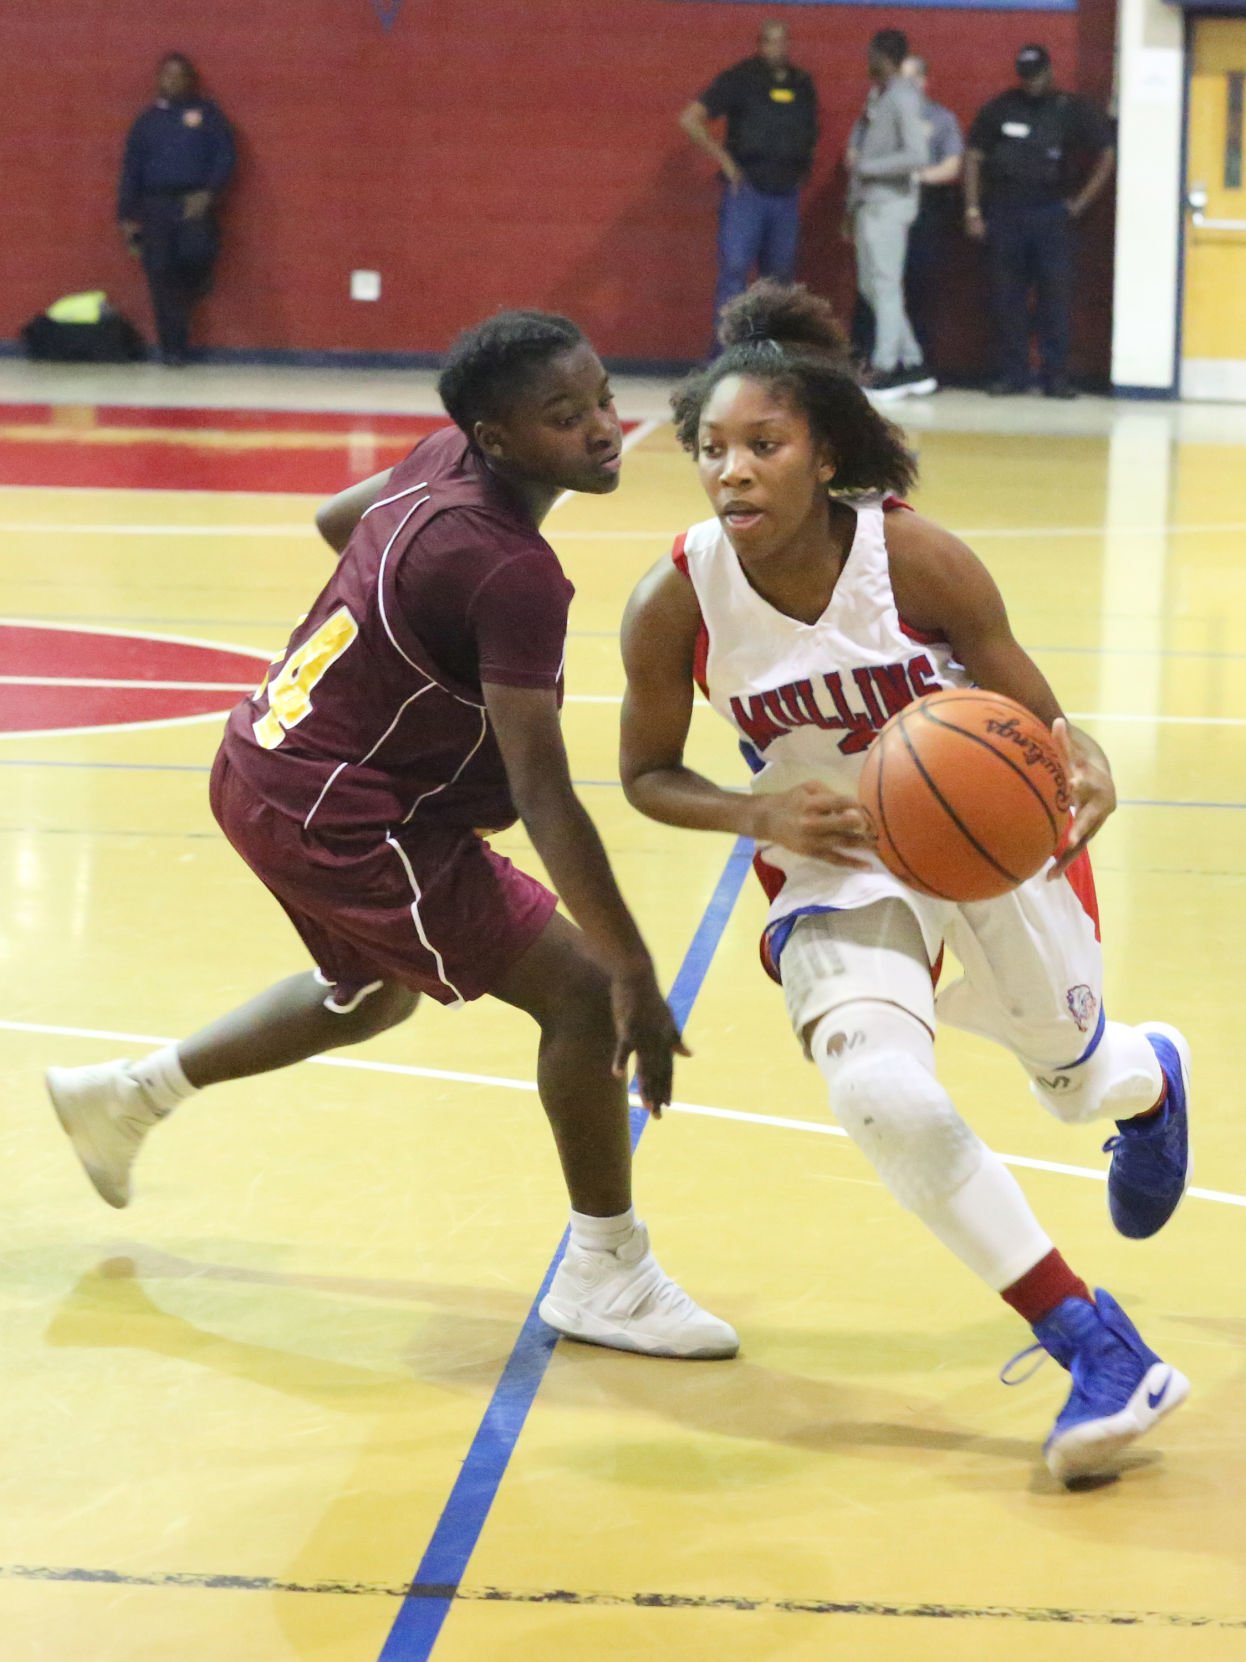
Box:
[985,201,1073,386]
[139,194,219,358]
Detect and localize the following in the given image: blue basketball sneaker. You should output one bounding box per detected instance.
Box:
[1103,1024,1191,1239]
[1032,1290,1188,1483]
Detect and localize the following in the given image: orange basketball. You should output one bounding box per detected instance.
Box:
[857,689,1072,901]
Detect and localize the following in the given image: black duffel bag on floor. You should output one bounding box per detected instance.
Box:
[22,309,146,363]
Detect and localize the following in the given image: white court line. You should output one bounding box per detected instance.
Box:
[0,522,317,537]
[0,616,270,661]
[957,521,1246,540]
[558,694,1246,728]
[1066,713,1246,727]
[4,1017,1243,1211]
[0,676,1240,729]
[0,676,255,693]
[0,618,268,742]
[0,711,235,743]
[4,517,1246,540]
[476,521,1246,543]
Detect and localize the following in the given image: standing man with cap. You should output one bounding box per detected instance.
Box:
[118,53,235,365]
[679,21,820,343]
[964,46,1115,398]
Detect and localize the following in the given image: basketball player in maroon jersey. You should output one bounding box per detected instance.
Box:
[45,310,737,1360]
[618,282,1190,1478]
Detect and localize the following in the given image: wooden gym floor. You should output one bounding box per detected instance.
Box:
[0,366,1242,1661]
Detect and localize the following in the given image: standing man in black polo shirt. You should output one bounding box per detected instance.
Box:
[964,45,1115,398]
[118,53,235,366]
[679,21,819,343]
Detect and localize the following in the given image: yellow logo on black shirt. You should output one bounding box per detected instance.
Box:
[770,87,795,104]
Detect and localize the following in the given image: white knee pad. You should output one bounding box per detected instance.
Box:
[1027,1020,1163,1125]
[811,1002,1053,1290]
[781,902,936,1056]
[810,1004,984,1213]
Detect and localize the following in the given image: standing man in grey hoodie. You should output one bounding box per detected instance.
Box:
[847,30,934,399]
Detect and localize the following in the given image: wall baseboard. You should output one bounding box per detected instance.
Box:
[1111,382,1178,400]
[0,340,700,379]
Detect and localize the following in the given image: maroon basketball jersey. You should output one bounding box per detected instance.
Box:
[220,427,574,833]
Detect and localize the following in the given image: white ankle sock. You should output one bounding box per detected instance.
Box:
[128,1046,198,1116]
[570,1207,637,1254]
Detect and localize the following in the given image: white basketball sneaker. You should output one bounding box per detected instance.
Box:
[45,1059,163,1209]
[539,1222,739,1359]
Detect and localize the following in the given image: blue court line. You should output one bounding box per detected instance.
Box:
[375,836,755,1662]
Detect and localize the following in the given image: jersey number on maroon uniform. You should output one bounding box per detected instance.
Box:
[252,606,359,750]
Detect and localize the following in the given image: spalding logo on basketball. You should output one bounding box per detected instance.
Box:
[858,689,1072,901]
[0,621,266,737]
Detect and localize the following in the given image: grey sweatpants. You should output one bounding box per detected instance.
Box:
[854,196,921,372]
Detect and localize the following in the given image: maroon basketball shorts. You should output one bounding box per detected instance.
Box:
[210,751,558,1007]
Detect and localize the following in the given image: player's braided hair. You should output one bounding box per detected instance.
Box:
[438,311,585,434]
[671,281,917,499]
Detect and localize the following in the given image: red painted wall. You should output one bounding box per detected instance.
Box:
[0,0,1116,376]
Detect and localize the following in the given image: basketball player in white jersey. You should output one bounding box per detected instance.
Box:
[620,280,1191,1484]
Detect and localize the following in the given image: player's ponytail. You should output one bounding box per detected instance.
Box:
[716,279,854,364]
[672,280,917,500]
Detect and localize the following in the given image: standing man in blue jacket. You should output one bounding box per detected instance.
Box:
[118,54,235,365]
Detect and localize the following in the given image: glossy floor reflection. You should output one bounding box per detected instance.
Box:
[0,371,1242,1662]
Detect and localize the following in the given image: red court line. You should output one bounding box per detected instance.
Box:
[2,622,264,680]
[0,623,265,733]
[0,406,637,493]
[0,436,421,494]
[0,684,240,732]
[0,404,441,434]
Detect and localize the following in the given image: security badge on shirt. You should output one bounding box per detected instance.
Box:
[1002,119,1061,160]
[770,87,795,104]
[155,98,205,127]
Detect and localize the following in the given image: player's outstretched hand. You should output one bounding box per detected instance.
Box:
[610,964,690,1118]
[754,781,877,870]
[1048,717,1116,877]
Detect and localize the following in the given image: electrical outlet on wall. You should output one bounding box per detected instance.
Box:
[350,270,381,302]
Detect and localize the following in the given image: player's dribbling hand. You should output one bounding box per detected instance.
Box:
[1048,717,1116,877]
[610,964,691,1118]
[754,781,877,869]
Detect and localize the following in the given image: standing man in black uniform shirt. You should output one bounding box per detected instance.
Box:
[679,21,819,342]
[964,46,1114,398]
[118,54,235,365]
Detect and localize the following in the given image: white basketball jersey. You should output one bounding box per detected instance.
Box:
[674,497,969,955]
[673,497,1106,1071]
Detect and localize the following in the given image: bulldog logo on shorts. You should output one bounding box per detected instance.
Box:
[1066,984,1097,1032]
